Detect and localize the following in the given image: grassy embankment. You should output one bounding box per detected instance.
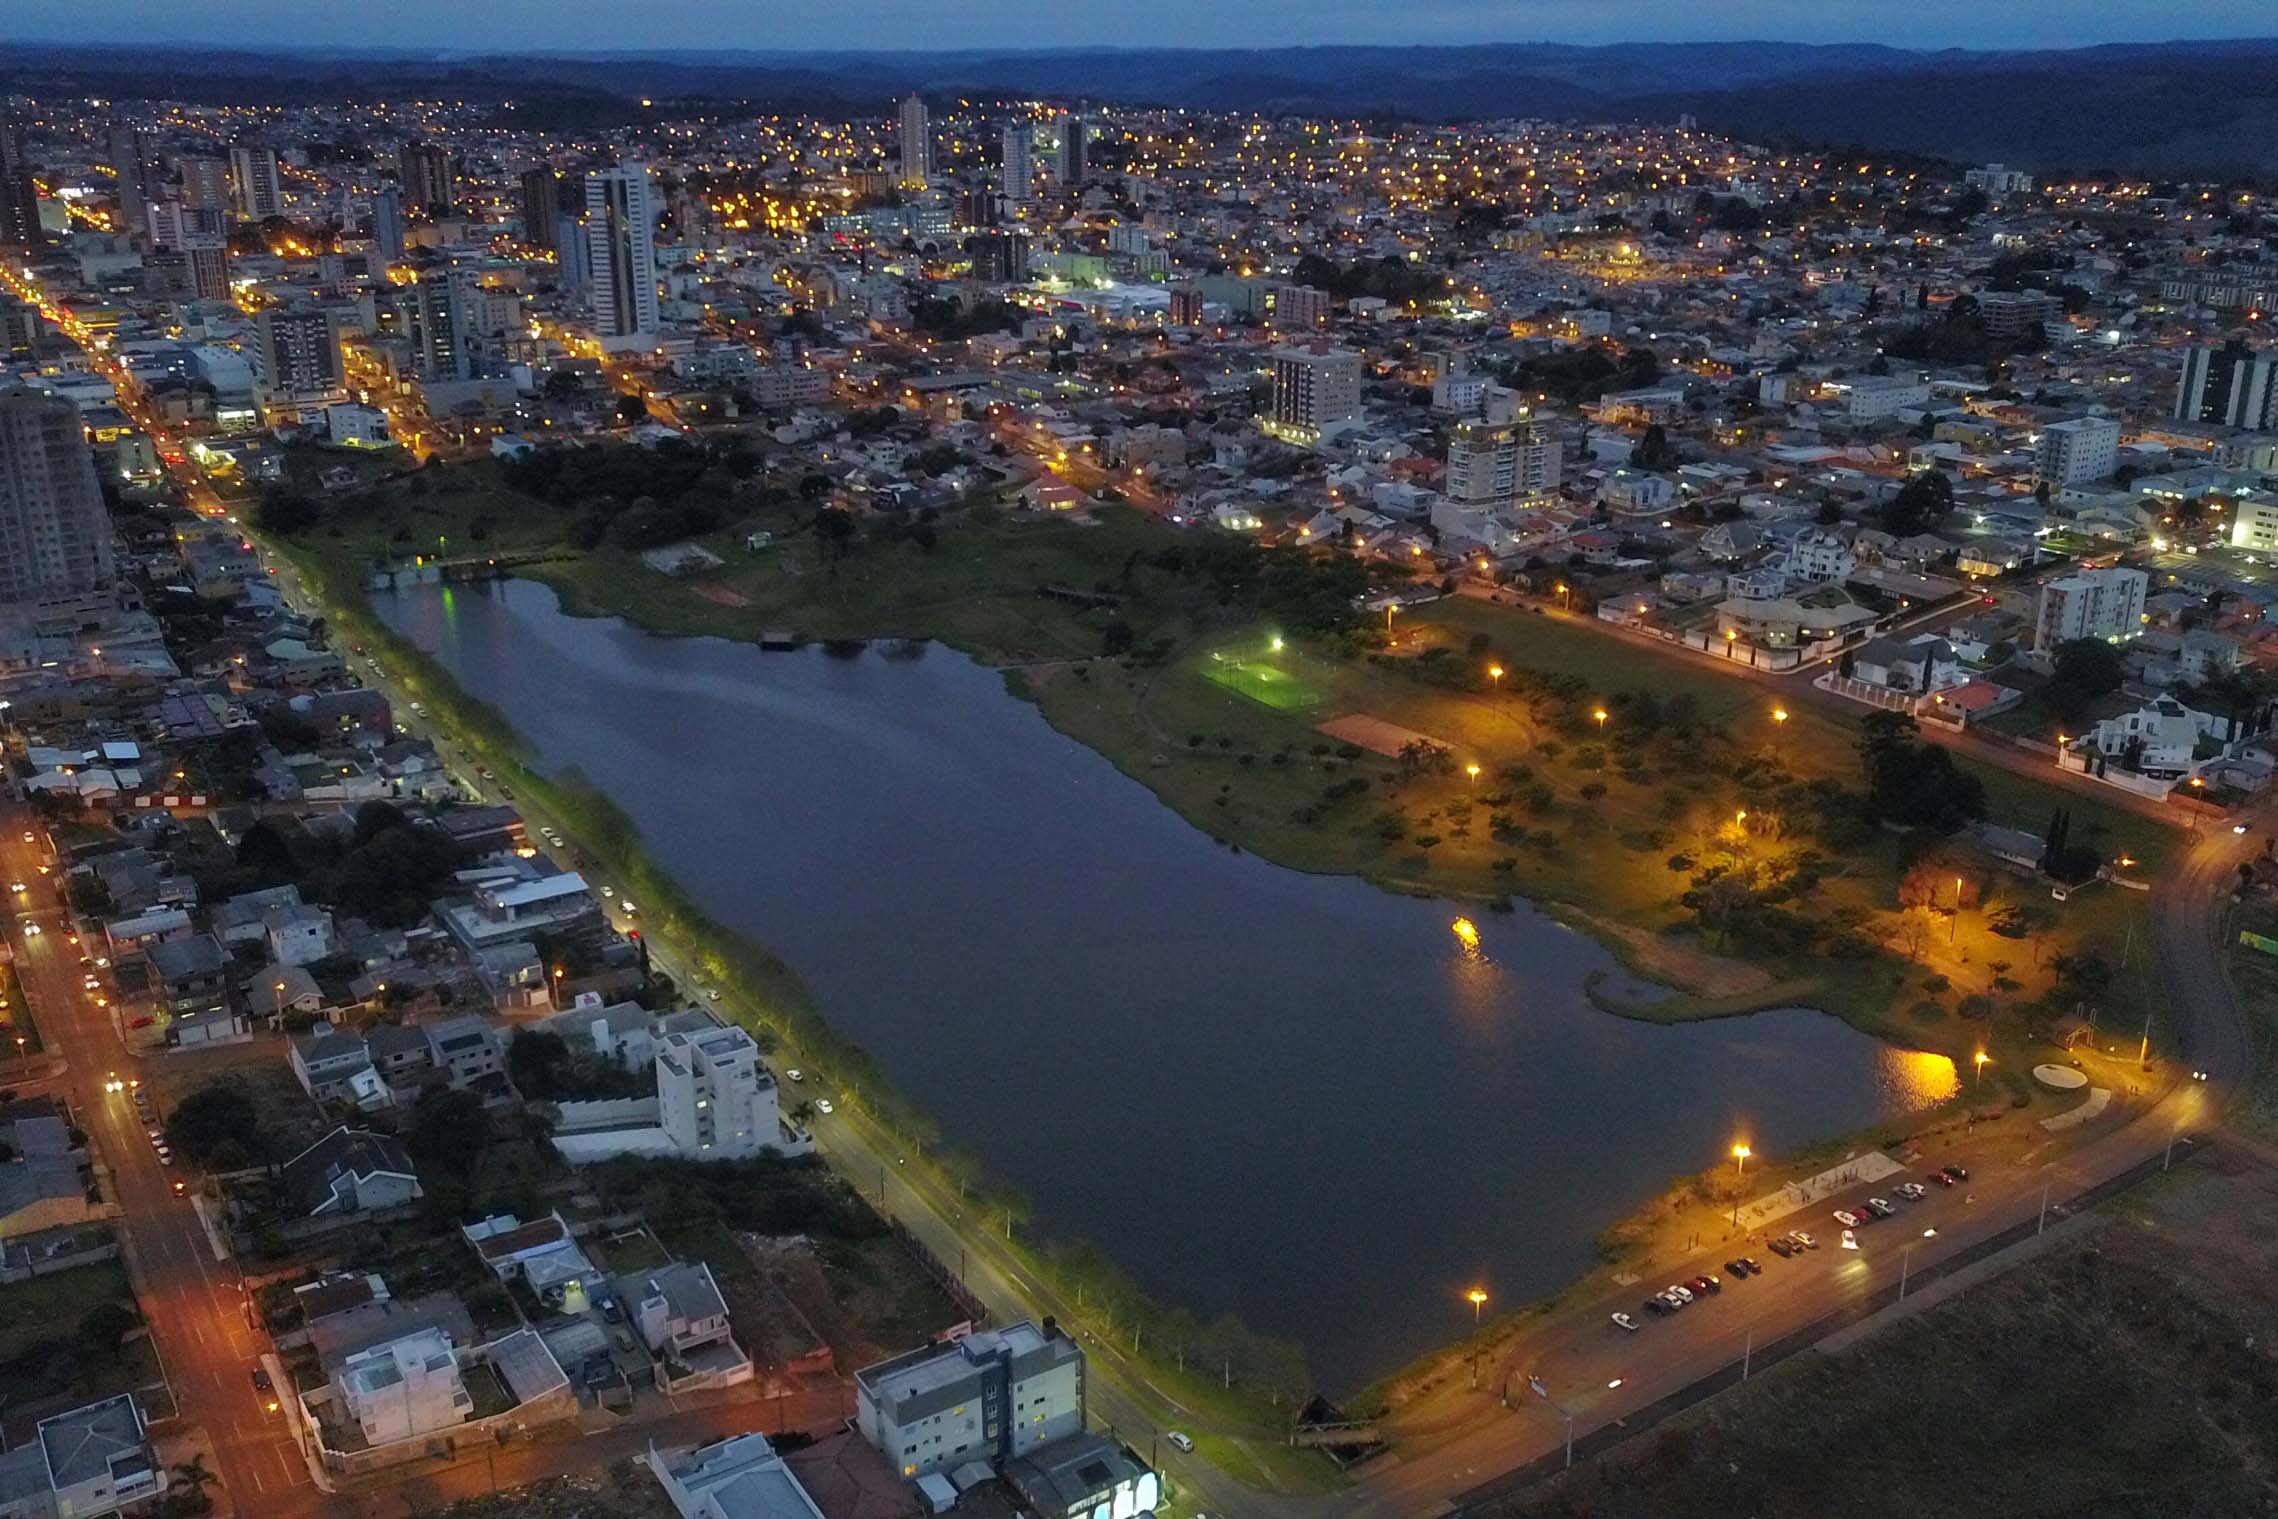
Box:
[1474,1156,2278,1519]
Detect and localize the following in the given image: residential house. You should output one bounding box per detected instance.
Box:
[2091,694,2225,776]
[1850,635,1965,694]
[422,1015,508,1098]
[855,1320,1086,1480]
[643,1433,828,1519]
[0,1396,159,1519]
[276,1128,422,1218]
[616,1261,754,1390]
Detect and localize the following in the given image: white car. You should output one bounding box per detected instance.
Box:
[786,1069,803,1083]
[814,1098,834,1115]
[1611,1311,1641,1332]
[22,923,38,936]
[618,900,638,915]
[7,882,23,894]
[1166,1432,1195,1453]
[1665,1284,1694,1306]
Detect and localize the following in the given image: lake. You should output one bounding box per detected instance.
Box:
[376,578,1955,1390]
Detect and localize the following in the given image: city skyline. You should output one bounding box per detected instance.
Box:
[8,0,2276,54]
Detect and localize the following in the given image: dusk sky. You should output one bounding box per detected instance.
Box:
[9,0,2275,53]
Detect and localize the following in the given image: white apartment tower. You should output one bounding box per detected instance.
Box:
[656,1025,784,1159]
[229,145,284,221]
[2033,565,2148,651]
[899,96,932,189]
[1001,121,1034,206]
[2033,415,2121,489]
[1445,418,1561,508]
[2175,340,2278,432]
[0,387,116,631]
[1268,344,1363,442]
[585,165,660,352]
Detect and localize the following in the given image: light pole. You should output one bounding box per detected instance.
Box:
[1730,1142,1751,1227]
[1487,663,1504,687]
[1467,1287,1487,1329]
[1771,706,1788,751]
[1973,1050,1989,1087]
[1950,874,1963,942]
[1465,763,1481,788]
[1593,708,1608,736]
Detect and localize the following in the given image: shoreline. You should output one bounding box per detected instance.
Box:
[351,568,1979,1364]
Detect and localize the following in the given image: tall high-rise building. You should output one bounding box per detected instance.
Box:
[399,142,454,216]
[2033,415,2121,489]
[518,167,562,251]
[106,122,156,241]
[1268,344,1363,441]
[964,231,1030,284]
[1001,121,1034,205]
[255,306,346,399]
[146,201,231,300]
[1054,115,1088,185]
[585,165,659,352]
[554,212,590,298]
[1445,418,1562,509]
[898,95,931,189]
[177,154,231,214]
[230,146,284,221]
[0,387,116,632]
[369,188,405,262]
[2175,339,2278,432]
[0,117,43,250]
[393,272,471,382]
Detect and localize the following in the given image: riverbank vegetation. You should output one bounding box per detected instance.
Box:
[272,536,1339,1476]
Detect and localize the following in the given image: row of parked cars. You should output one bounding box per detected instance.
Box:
[1614,1255,1778,1331]
[1830,1167,1968,1231]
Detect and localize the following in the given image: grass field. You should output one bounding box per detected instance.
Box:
[1482,1156,2278,1519]
[1198,647,1327,712]
[1027,601,2175,1076]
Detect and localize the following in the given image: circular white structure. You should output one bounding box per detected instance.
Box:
[2033,1063,2089,1091]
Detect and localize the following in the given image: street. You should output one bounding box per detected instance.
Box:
[0,819,312,1509]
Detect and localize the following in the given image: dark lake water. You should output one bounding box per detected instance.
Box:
[376,578,1956,1390]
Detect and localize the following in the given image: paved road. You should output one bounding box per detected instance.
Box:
[0,817,315,1511]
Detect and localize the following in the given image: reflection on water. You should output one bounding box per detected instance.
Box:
[377,578,1959,1390]
[1879,1047,1963,1108]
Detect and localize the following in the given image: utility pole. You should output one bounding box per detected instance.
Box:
[1741,1328,1752,1381]
[2038,1176,2052,1235]
[2138,1006,2154,1071]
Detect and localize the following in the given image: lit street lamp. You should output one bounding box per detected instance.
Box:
[1731,1141,1751,1226]
[1973,1050,1989,1087]
[1771,706,1788,750]
[1593,708,1608,734]
[1467,1287,1488,1328]
[1487,663,1504,684]
[1465,763,1481,787]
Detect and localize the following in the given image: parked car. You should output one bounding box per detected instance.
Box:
[814,1098,833,1115]
[1933,1169,1958,1187]
[1941,1164,1971,1183]
[1766,1237,1795,1258]
[1865,1197,1898,1218]
[1665,1285,1694,1306]
[1739,1256,1762,1275]
[1724,1259,1751,1279]
[1789,1231,1818,1251]
[1644,1296,1674,1317]
[1611,1311,1641,1332]
[1687,1275,1721,1296]
[1167,1432,1195,1454]
[1895,1181,1928,1201]
[1832,1209,1863,1228]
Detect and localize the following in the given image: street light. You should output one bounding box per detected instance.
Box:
[1466,1287,1488,1327]
[1487,664,1504,684]
[1593,708,1608,734]
[1731,1142,1752,1226]
[1465,763,1481,786]
[1771,707,1788,749]
[1973,1050,1989,1086]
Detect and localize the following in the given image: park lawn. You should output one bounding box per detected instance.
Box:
[1028,610,2171,1067]
[283,452,580,577]
[0,1262,135,1362]
[2226,898,2278,1147]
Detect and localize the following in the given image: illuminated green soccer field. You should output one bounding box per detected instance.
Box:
[1199,653,1325,711]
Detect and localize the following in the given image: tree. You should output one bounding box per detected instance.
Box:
[1633,423,1675,472]
[406,1088,492,1182]
[77,1301,138,1357]
[506,1030,572,1100]
[1881,469,1955,537]
[165,1084,265,1165]
[2044,638,2126,720]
